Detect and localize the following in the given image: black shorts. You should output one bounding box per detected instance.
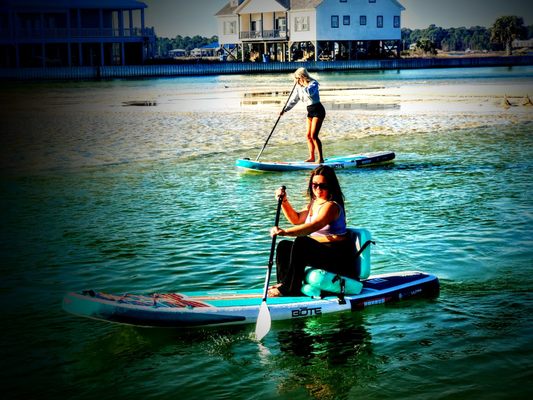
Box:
[307,102,326,119]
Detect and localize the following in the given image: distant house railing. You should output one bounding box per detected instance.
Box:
[3,27,155,40]
[240,29,288,40]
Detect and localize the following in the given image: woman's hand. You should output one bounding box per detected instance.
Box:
[275,187,287,202]
[270,226,286,237]
[295,77,307,87]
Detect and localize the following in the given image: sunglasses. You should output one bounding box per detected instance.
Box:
[312,182,329,190]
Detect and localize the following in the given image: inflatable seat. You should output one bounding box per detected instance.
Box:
[301,228,373,297]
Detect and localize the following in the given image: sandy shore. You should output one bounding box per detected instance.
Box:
[1,71,532,173]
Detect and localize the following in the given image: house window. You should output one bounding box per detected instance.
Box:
[369,0,376,3]
[360,15,367,25]
[340,0,347,2]
[377,15,383,28]
[276,17,286,32]
[394,15,400,28]
[224,21,236,35]
[295,16,309,31]
[343,15,350,25]
[331,15,339,28]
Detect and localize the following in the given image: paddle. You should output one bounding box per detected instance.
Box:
[255,83,297,161]
[255,185,286,341]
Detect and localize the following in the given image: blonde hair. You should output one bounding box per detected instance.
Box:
[294,67,314,84]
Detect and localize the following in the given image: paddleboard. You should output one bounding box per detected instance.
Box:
[63,271,439,328]
[235,151,395,172]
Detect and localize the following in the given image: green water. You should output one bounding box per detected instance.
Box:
[1,67,532,399]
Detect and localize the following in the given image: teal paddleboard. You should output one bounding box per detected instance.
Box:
[235,151,395,172]
[63,271,438,328]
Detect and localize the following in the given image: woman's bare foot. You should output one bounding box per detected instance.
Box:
[318,159,324,164]
[268,283,282,290]
[304,158,315,162]
[267,287,284,297]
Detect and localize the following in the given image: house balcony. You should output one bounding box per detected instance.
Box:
[1,27,155,41]
[240,29,288,41]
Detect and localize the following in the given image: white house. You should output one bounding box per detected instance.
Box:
[190,42,220,58]
[216,0,405,62]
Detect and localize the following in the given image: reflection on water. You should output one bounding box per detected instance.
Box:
[241,86,397,110]
[243,90,292,98]
[241,99,282,106]
[272,314,374,399]
[241,98,400,110]
[122,100,157,106]
[329,102,400,110]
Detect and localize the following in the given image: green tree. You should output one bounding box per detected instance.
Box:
[415,39,437,55]
[425,24,449,48]
[526,24,533,39]
[490,16,526,55]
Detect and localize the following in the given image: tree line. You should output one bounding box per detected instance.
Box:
[403,17,532,53]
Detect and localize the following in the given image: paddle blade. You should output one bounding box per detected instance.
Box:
[255,301,271,341]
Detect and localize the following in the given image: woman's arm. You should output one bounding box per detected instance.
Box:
[281,85,301,114]
[280,197,308,225]
[273,202,340,237]
[305,80,320,102]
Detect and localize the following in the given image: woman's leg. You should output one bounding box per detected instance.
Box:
[280,237,333,295]
[305,117,315,162]
[309,117,324,163]
[275,238,357,296]
[275,240,294,284]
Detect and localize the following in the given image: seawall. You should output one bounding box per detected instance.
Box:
[2,56,532,81]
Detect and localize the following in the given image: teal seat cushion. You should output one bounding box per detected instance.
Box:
[301,227,372,296]
[302,268,363,296]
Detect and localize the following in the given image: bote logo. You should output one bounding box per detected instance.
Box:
[291,307,322,317]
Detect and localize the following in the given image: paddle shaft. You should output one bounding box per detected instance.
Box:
[255,83,297,161]
[260,186,286,302]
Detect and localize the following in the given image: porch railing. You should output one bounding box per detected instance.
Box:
[1,27,155,40]
[240,30,288,40]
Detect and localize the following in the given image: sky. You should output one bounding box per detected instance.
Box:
[142,0,533,38]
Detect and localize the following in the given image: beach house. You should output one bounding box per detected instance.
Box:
[0,0,156,68]
[216,0,405,62]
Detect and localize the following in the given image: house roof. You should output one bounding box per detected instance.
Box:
[390,0,405,11]
[290,0,324,10]
[291,0,404,11]
[216,0,290,16]
[235,0,290,14]
[216,0,404,15]
[215,2,239,17]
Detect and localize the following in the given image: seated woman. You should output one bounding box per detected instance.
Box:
[269,166,356,297]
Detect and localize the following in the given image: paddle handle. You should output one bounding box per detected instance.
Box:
[255,83,297,161]
[260,186,286,302]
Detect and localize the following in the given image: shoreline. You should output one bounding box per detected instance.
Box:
[1,55,532,81]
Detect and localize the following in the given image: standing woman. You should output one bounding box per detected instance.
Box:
[281,67,326,163]
[269,166,356,297]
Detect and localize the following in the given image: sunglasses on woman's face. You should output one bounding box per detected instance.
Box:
[312,182,329,190]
